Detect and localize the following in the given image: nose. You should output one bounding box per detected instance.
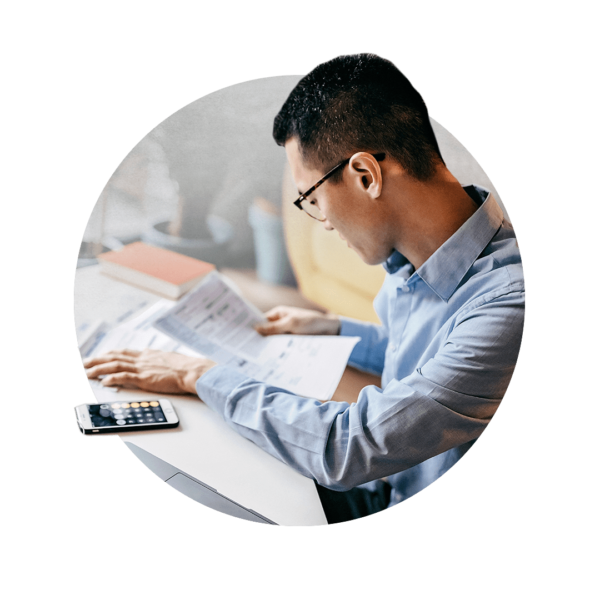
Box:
[323,219,334,231]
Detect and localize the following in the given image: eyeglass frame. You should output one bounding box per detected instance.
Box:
[292,152,386,221]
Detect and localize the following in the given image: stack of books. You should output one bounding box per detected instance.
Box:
[97,242,215,299]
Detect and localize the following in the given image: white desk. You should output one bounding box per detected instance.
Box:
[75,266,334,525]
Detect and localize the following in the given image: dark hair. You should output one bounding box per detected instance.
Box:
[273,53,444,182]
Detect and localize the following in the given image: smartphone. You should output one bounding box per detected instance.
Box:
[75,398,179,434]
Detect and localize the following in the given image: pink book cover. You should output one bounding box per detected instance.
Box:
[98,242,215,285]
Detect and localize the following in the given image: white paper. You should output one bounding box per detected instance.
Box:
[153,272,359,400]
[83,300,204,403]
[85,272,359,400]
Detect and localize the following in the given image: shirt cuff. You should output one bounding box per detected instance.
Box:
[195,365,250,415]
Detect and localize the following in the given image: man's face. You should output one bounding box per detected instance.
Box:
[285,138,392,266]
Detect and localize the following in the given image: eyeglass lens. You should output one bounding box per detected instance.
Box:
[302,199,325,221]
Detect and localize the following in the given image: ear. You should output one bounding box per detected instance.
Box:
[347,152,383,199]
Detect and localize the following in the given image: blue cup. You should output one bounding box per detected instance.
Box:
[248,203,296,286]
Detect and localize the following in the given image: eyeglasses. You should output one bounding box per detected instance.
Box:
[293,153,386,221]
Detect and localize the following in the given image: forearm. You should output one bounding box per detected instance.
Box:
[195,292,522,493]
[339,317,388,376]
[196,365,489,492]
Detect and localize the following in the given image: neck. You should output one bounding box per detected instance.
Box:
[388,167,479,270]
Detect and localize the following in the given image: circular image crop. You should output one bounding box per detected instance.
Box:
[75,54,524,525]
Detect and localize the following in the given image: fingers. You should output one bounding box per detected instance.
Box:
[255,306,296,335]
[84,355,135,369]
[83,349,140,368]
[86,360,138,379]
[255,311,313,335]
[117,349,142,357]
[101,372,142,388]
[255,321,286,336]
[262,306,289,321]
[255,316,294,335]
[102,371,184,394]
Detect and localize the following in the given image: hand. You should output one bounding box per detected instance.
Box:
[254,306,341,336]
[83,349,216,395]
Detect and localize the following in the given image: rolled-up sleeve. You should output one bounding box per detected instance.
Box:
[196,292,523,492]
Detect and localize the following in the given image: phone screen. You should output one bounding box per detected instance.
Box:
[88,400,169,428]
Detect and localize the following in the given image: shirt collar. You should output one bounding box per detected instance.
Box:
[383,186,504,301]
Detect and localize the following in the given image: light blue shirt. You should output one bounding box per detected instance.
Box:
[197,186,524,506]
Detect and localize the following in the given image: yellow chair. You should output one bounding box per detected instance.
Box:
[281,164,385,324]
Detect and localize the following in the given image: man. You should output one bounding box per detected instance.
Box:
[84,54,524,523]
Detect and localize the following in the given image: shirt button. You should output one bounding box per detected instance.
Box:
[401,285,410,293]
[389,344,396,352]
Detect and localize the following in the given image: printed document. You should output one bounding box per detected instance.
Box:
[86,272,359,400]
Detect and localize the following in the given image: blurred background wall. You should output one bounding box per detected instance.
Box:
[3,53,600,272]
[79,74,505,273]
[80,75,302,269]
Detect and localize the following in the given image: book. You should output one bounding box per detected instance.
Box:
[97,242,215,299]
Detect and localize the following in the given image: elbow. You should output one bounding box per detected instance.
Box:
[313,460,370,492]
[314,476,357,493]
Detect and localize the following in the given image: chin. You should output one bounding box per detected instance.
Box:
[354,251,379,266]
[362,250,392,266]
[364,257,384,266]
[348,242,386,266]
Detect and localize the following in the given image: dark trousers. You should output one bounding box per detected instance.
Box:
[316,479,392,524]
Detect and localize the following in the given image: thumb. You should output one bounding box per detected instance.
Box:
[263,307,286,321]
[255,315,292,335]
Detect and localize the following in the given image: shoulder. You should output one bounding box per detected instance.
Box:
[453,220,525,320]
